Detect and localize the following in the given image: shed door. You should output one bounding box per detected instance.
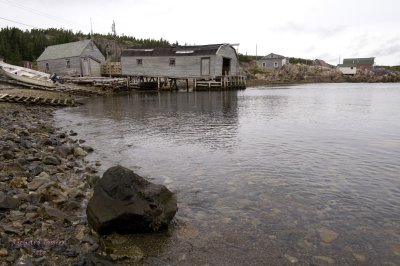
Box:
[81,58,91,77]
[201,58,210,76]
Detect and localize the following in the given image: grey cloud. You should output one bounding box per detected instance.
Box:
[372,43,400,57]
[271,22,346,39]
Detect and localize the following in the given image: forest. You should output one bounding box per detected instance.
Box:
[0,27,171,66]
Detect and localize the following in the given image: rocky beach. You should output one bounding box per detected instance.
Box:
[0,100,108,265]
[245,64,400,86]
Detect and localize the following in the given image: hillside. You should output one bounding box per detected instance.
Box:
[0,27,171,66]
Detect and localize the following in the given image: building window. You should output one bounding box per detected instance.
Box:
[169,58,175,66]
[274,62,278,68]
[137,59,142,65]
[45,63,49,73]
[262,62,266,67]
[350,67,353,69]
[66,59,70,68]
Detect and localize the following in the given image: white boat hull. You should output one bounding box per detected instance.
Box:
[0,63,56,88]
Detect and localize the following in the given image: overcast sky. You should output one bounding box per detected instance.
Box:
[1,0,400,65]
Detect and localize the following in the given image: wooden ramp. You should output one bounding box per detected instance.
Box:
[0,94,79,106]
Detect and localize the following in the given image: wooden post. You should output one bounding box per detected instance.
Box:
[186,79,189,91]
[194,79,197,90]
[157,77,160,90]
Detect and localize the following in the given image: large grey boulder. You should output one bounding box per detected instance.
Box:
[86,165,177,234]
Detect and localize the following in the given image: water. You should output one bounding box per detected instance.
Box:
[55,83,400,265]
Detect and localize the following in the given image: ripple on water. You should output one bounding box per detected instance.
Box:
[55,84,400,264]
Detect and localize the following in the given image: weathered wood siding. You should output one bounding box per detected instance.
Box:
[37,56,81,76]
[89,58,102,77]
[257,58,285,69]
[122,55,217,79]
[81,44,106,64]
[215,45,239,76]
[121,44,240,79]
[37,41,105,77]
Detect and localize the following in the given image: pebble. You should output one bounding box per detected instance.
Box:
[392,244,400,256]
[0,104,105,264]
[0,248,8,257]
[317,228,338,243]
[284,254,299,263]
[352,252,366,262]
[313,255,335,264]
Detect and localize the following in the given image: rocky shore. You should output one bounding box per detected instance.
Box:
[0,102,108,265]
[245,64,400,86]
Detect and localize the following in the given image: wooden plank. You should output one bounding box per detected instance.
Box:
[32,97,40,102]
[0,94,8,99]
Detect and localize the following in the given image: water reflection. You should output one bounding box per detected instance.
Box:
[56,83,400,265]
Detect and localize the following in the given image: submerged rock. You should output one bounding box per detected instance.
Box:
[86,165,177,234]
[317,227,338,243]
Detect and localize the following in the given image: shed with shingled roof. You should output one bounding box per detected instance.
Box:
[121,44,239,79]
[37,40,105,77]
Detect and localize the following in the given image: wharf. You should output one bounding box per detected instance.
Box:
[127,75,246,91]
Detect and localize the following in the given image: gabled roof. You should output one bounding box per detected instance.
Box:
[121,44,234,57]
[37,40,92,61]
[260,53,286,60]
[343,57,375,66]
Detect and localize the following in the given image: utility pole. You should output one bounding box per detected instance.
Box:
[111,20,116,36]
[255,44,258,65]
[90,18,93,38]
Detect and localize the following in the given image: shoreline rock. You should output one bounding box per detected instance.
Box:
[0,102,104,264]
[87,165,177,235]
[245,64,400,86]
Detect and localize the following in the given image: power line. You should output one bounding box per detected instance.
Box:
[0,0,91,31]
[0,16,37,28]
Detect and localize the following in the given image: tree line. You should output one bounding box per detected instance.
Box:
[0,27,171,66]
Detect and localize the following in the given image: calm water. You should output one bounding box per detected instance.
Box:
[56,83,400,265]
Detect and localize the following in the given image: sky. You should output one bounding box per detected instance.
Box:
[1,0,400,66]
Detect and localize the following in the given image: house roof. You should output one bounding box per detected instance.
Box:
[37,40,92,61]
[121,44,235,57]
[260,53,286,60]
[343,57,375,66]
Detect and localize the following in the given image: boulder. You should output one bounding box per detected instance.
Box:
[43,155,60,165]
[73,147,87,157]
[86,165,177,234]
[0,192,20,210]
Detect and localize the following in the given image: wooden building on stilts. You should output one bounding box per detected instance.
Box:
[121,44,246,90]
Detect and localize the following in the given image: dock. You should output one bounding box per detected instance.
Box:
[127,75,246,91]
[0,94,79,106]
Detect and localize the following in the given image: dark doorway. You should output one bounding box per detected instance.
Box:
[222,57,231,75]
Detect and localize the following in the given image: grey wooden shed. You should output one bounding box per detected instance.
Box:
[37,40,105,77]
[121,44,239,79]
[256,53,289,69]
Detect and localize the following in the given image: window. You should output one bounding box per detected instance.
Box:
[262,62,266,67]
[350,67,354,69]
[45,63,49,73]
[137,59,142,65]
[169,58,175,66]
[66,59,70,68]
[274,62,278,68]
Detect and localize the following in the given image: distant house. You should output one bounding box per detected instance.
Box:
[257,53,289,69]
[337,57,375,75]
[121,44,239,79]
[37,40,105,77]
